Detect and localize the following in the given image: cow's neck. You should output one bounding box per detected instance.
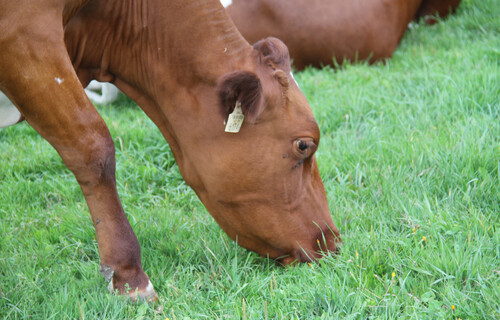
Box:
[68,0,253,86]
[66,0,256,187]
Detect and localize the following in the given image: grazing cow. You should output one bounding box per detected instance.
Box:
[0,0,340,300]
[224,0,462,69]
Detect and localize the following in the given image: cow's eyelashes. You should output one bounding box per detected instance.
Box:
[292,158,305,169]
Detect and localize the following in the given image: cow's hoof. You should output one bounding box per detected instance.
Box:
[129,280,158,302]
[108,280,158,302]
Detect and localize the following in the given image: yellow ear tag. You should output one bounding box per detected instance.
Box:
[225,101,245,133]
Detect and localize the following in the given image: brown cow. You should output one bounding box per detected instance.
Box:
[224,0,462,69]
[0,0,340,300]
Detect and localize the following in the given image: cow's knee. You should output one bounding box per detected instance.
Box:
[63,134,117,189]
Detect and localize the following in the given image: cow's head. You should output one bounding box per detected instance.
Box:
[178,37,341,265]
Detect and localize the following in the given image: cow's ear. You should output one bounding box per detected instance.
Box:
[253,37,291,72]
[216,71,264,123]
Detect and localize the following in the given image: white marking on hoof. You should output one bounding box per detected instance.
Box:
[107,279,157,302]
[0,93,22,128]
[107,279,115,293]
[129,280,157,302]
[99,263,115,283]
[220,0,232,8]
[142,280,156,298]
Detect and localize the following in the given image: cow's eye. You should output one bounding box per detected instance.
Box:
[293,138,316,159]
[297,140,308,151]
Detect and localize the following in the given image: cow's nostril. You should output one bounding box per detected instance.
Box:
[314,225,342,254]
[275,249,314,265]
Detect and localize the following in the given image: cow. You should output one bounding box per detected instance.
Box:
[0,0,341,301]
[224,0,462,69]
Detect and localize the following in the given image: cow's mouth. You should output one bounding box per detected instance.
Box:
[276,250,316,265]
[273,227,342,266]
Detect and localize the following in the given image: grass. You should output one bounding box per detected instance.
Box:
[1,0,499,318]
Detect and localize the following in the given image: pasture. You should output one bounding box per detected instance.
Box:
[0,0,498,318]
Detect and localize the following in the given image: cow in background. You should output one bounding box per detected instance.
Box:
[224,0,462,69]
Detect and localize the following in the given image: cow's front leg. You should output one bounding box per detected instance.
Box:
[0,25,156,301]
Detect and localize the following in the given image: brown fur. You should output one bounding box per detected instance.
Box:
[217,71,263,123]
[226,0,462,69]
[253,37,292,72]
[415,0,462,24]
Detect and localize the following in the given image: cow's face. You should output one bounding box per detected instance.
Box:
[182,38,340,264]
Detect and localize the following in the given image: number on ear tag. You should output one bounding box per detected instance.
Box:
[225,101,245,133]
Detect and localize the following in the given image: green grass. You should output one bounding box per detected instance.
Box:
[1,0,499,318]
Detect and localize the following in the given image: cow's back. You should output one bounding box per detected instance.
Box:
[226,0,419,69]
